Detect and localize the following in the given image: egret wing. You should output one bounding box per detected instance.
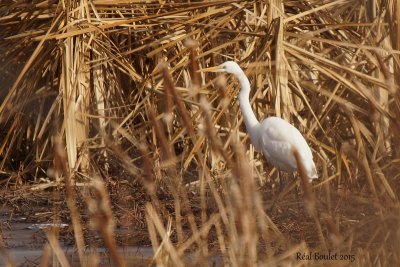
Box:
[259,117,298,172]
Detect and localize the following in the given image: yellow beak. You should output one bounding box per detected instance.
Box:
[197,65,224,72]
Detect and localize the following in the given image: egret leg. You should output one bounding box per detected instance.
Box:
[268,171,281,212]
[278,171,285,193]
[269,172,297,213]
[294,174,301,210]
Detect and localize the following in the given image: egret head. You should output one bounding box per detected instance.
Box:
[198,61,245,76]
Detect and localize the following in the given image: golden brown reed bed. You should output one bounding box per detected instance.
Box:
[1,0,400,266]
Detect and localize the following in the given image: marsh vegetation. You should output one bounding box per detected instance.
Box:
[1,1,400,266]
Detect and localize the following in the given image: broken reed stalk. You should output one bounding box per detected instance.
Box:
[147,104,174,161]
[39,244,52,267]
[148,105,209,255]
[53,136,85,266]
[344,105,379,198]
[231,141,259,265]
[145,203,184,267]
[291,148,315,212]
[87,178,126,267]
[50,162,62,267]
[103,123,169,216]
[292,147,327,250]
[0,235,13,267]
[163,69,174,135]
[159,56,209,174]
[147,103,185,244]
[138,143,158,195]
[159,62,219,252]
[215,75,230,110]
[46,231,71,267]
[199,97,231,163]
[184,39,200,99]
[161,63,196,137]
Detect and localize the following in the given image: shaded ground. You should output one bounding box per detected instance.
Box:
[1,178,390,266]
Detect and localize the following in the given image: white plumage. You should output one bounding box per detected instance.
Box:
[200,61,318,181]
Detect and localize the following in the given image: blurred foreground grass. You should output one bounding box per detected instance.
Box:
[1,1,400,266]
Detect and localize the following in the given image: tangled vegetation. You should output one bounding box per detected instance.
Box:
[1,1,399,266]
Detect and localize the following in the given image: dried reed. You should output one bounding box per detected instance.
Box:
[1,1,400,266]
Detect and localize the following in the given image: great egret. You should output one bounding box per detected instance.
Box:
[199,61,318,181]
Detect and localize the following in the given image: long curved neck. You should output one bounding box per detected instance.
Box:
[235,72,261,151]
[236,73,259,130]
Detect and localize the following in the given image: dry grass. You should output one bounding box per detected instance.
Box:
[1,0,400,266]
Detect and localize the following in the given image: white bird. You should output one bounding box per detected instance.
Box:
[199,61,318,181]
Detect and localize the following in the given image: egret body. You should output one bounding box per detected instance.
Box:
[200,61,318,181]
